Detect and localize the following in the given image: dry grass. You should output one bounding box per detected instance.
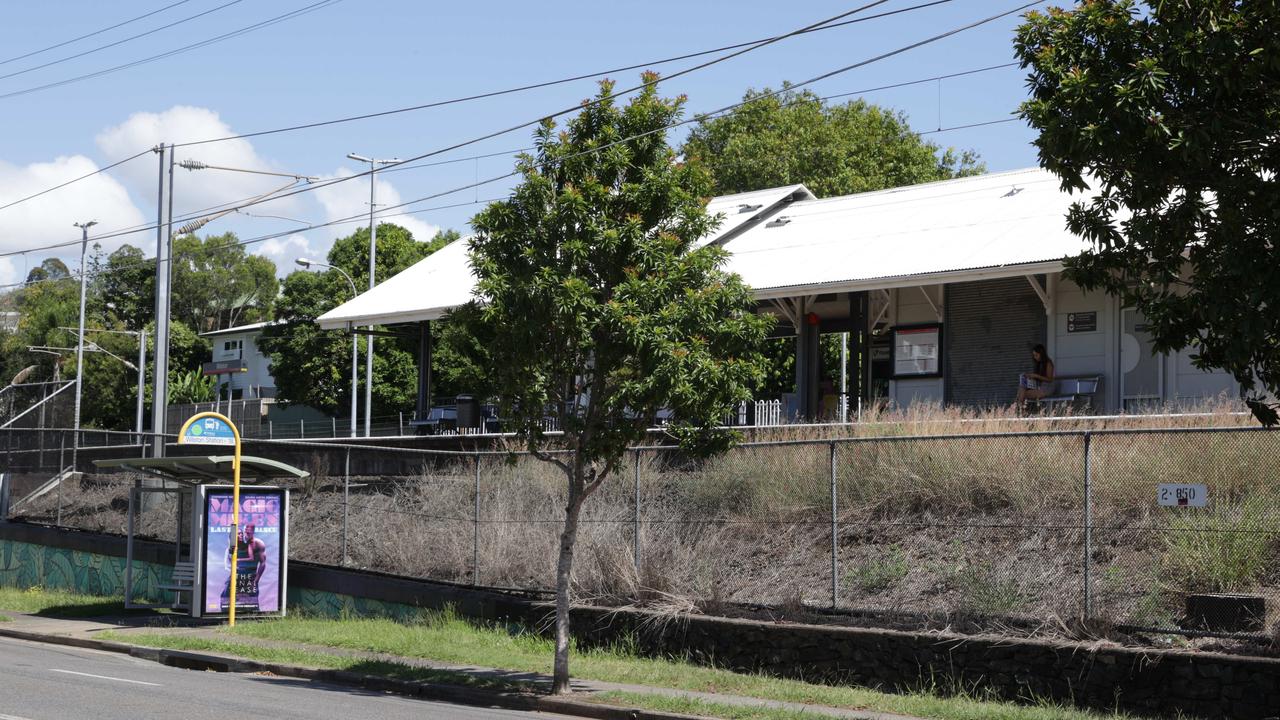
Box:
[13,400,1280,643]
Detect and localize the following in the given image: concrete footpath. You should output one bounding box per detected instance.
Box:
[0,610,922,720]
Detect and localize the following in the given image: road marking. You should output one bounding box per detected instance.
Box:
[0,713,36,720]
[48,668,161,686]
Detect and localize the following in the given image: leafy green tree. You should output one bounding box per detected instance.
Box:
[24,258,70,284]
[259,225,459,417]
[683,85,984,198]
[171,232,278,333]
[1015,1,1280,424]
[448,76,770,693]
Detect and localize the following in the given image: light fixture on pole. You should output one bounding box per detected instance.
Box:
[71,220,97,474]
[296,258,359,438]
[347,152,400,437]
[62,326,145,445]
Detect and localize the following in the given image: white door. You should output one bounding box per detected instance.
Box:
[1119,308,1163,411]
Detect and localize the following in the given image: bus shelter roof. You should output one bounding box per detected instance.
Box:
[92,455,309,485]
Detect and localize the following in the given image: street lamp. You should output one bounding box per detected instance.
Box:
[70,220,97,473]
[296,258,359,438]
[347,152,400,437]
[60,326,145,445]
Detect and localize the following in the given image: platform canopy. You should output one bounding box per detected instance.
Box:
[93,455,309,485]
[316,167,1094,329]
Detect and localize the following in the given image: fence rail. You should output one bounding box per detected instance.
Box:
[2,424,1277,641]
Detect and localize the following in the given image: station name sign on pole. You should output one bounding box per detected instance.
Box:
[178,412,243,626]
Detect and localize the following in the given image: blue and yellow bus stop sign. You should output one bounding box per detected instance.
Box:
[177,411,243,626]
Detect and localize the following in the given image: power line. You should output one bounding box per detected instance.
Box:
[0,147,153,213]
[0,2,1040,263]
[0,0,246,83]
[0,0,962,217]
[0,0,195,67]
[172,0,953,149]
[0,0,342,102]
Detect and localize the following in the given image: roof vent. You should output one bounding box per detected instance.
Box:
[737,203,763,213]
[767,216,791,227]
[1003,186,1024,197]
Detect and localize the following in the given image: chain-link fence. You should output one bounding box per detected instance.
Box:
[3,426,1277,640]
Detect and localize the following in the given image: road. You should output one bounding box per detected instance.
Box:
[0,636,571,720]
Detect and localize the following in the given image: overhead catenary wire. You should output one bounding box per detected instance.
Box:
[0,0,983,219]
[0,1,1041,270]
[0,0,196,67]
[0,0,246,83]
[0,0,342,102]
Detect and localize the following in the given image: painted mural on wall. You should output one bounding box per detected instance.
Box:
[0,539,172,601]
[287,586,419,620]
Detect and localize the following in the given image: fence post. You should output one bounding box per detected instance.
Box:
[633,450,641,572]
[1082,431,1094,619]
[342,447,350,566]
[829,441,838,609]
[332,417,337,437]
[473,455,481,586]
[268,420,273,439]
[58,432,65,475]
[299,419,304,439]
[399,412,404,436]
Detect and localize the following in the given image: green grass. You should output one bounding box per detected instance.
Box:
[214,610,1141,720]
[846,545,909,594]
[591,690,1144,720]
[0,586,125,617]
[96,631,529,692]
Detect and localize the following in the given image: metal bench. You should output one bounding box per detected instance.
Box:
[157,560,196,608]
[1036,375,1103,412]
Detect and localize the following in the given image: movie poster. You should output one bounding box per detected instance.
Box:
[202,488,287,615]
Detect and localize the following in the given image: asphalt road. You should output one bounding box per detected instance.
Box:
[0,636,572,720]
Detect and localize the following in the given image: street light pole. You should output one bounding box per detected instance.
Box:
[296,258,358,438]
[71,220,97,473]
[347,153,400,437]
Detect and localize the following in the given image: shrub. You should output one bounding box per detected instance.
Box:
[846,545,909,594]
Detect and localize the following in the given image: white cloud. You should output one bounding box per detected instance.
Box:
[254,233,314,270]
[313,167,440,249]
[95,106,304,220]
[0,155,147,260]
[0,257,19,287]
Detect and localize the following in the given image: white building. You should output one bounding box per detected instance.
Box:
[315,167,1240,419]
[199,321,277,400]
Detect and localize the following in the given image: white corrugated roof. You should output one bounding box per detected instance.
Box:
[317,167,1090,329]
[723,167,1091,299]
[200,320,279,337]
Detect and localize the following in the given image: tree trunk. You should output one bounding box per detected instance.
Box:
[552,470,585,695]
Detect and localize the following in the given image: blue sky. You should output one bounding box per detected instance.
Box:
[0,0,1048,284]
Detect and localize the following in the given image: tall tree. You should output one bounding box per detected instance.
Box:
[259,225,457,417]
[170,232,278,333]
[683,85,984,198]
[1015,1,1280,424]
[448,76,770,693]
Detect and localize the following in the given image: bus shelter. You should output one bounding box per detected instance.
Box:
[92,455,307,618]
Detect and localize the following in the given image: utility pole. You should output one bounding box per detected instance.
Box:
[296,259,358,437]
[347,153,400,437]
[151,144,173,457]
[71,220,97,474]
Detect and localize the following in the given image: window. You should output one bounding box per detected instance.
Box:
[223,340,242,352]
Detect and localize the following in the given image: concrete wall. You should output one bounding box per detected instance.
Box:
[945,277,1047,407]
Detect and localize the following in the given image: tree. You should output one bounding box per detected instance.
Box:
[682,85,984,198]
[259,225,458,416]
[448,76,770,693]
[1015,1,1280,424]
[170,232,278,333]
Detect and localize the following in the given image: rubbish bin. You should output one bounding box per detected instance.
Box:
[456,395,480,430]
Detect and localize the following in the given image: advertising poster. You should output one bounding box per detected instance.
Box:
[202,488,286,615]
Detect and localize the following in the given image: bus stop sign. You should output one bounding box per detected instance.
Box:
[180,416,237,446]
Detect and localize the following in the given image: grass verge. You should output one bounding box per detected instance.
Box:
[218,611,1140,720]
[0,586,125,617]
[97,630,529,692]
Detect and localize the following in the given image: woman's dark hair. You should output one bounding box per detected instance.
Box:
[1031,344,1051,376]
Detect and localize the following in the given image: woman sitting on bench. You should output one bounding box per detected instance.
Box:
[1016,344,1055,408]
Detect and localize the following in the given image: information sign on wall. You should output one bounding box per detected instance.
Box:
[1066,311,1098,333]
[892,325,941,377]
[201,487,289,615]
[1157,483,1207,508]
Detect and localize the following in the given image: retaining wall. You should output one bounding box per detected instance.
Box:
[2,520,1277,719]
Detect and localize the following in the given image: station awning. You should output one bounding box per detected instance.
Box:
[93,455,309,485]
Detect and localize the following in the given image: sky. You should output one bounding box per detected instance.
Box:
[0,0,1051,289]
